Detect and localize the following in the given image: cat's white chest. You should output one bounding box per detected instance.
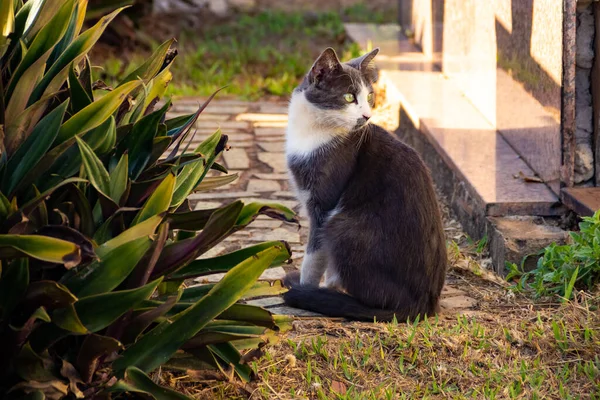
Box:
[285,92,337,158]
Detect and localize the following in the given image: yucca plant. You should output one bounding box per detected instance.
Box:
[0,1,296,399]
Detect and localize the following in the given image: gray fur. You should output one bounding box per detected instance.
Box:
[283,48,447,322]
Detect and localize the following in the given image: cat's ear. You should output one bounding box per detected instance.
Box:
[308,47,342,84]
[347,48,380,83]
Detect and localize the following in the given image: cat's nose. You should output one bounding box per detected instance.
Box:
[363,114,371,121]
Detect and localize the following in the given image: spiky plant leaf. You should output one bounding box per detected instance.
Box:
[114,245,287,374]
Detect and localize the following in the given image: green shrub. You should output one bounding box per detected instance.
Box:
[0,2,295,398]
[507,210,600,300]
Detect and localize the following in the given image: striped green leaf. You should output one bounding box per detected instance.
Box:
[171,130,224,209]
[5,0,74,102]
[132,174,175,226]
[56,80,140,144]
[64,236,153,298]
[28,7,126,105]
[113,245,284,374]
[76,136,110,196]
[74,278,162,333]
[3,101,68,195]
[0,234,80,266]
[109,153,129,205]
[119,39,175,85]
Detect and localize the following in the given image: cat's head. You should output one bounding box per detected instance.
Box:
[296,47,380,132]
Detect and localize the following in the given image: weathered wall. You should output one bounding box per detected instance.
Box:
[398,0,566,194]
[575,2,596,185]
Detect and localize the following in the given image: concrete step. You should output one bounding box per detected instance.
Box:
[561,187,600,216]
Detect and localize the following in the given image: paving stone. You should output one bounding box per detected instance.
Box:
[223,148,250,170]
[247,179,282,192]
[232,230,251,237]
[174,99,251,108]
[197,244,227,260]
[248,219,282,228]
[204,105,249,114]
[191,128,248,136]
[192,121,250,132]
[257,142,286,152]
[245,296,286,307]
[188,191,259,200]
[440,295,477,310]
[273,191,296,199]
[268,306,323,317]
[255,128,286,137]
[195,273,226,283]
[219,121,252,130]
[441,285,467,297]
[222,232,251,244]
[199,133,254,142]
[193,201,222,210]
[257,136,286,142]
[254,172,289,180]
[257,152,287,172]
[236,113,288,122]
[259,267,287,280]
[172,104,248,114]
[249,228,301,243]
[254,121,288,128]
[225,141,253,148]
[196,114,232,122]
[257,103,290,114]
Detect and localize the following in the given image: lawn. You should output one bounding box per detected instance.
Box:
[92,6,397,100]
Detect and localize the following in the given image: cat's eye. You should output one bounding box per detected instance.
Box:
[367,92,374,105]
[343,93,355,103]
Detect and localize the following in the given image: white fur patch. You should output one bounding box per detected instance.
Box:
[285,85,373,158]
[286,91,339,157]
[326,205,343,223]
[300,250,328,286]
[355,83,372,119]
[324,267,343,290]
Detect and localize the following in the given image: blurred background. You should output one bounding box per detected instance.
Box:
[89,0,398,99]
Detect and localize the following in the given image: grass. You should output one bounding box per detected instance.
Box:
[340,3,397,24]
[507,210,600,301]
[95,10,365,99]
[147,180,600,399]
[158,273,600,399]
[151,233,600,399]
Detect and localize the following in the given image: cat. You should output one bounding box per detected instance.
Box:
[282,47,447,322]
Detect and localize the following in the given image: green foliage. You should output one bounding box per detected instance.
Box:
[341,3,398,24]
[0,2,296,399]
[97,10,363,99]
[507,210,600,300]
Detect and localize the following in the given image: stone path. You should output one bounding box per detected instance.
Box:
[168,97,478,317]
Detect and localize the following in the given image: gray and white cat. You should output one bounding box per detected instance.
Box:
[283,47,447,321]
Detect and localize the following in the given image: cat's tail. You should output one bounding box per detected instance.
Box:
[282,286,409,322]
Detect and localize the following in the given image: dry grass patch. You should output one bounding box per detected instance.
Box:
[154,263,600,399]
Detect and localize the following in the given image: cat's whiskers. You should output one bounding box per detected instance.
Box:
[355,122,372,152]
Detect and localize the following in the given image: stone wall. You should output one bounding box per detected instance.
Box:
[575,2,595,185]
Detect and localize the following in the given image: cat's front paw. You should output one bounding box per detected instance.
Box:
[282,270,301,288]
